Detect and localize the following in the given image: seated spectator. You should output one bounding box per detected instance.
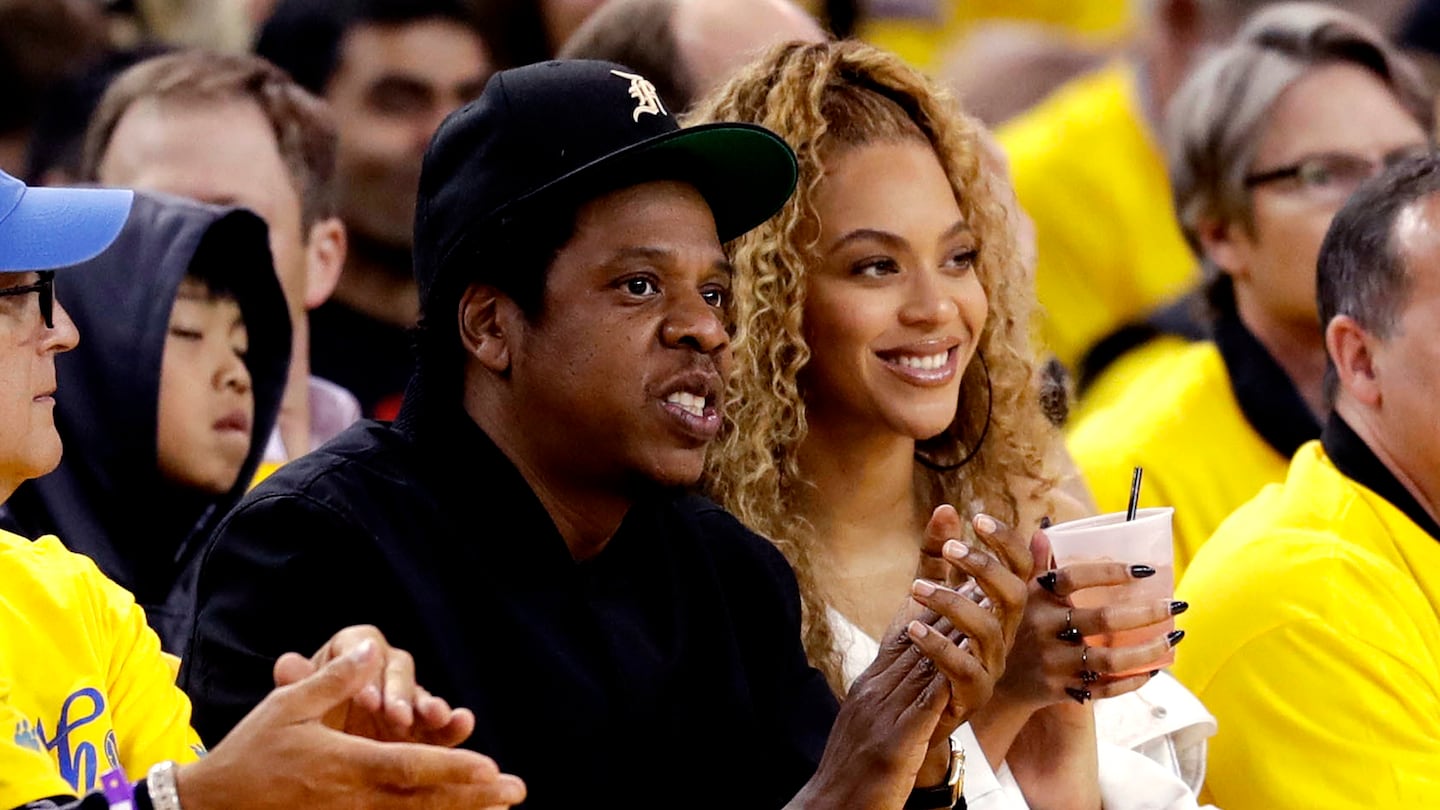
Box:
[0,167,525,810]
[83,49,360,474]
[1175,152,1440,810]
[0,192,290,653]
[184,58,1020,808]
[1068,3,1433,582]
[255,0,492,419]
[559,0,825,114]
[693,39,1210,809]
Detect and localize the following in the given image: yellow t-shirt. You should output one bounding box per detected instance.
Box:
[0,530,203,806]
[1066,341,1289,583]
[1067,333,1194,428]
[1175,442,1440,809]
[998,63,1198,371]
[854,0,1131,71]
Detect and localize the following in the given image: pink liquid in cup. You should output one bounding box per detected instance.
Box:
[1046,508,1176,677]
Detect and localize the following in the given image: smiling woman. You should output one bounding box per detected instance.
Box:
[694,39,1211,809]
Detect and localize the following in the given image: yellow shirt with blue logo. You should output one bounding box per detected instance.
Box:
[997,63,1198,371]
[0,530,203,806]
[1175,427,1440,809]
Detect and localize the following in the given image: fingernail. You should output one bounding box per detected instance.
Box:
[346,639,376,662]
[1130,564,1157,578]
[1169,600,1189,615]
[1064,687,1091,704]
[974,514,998,535]
[1080,670,1100,684]
[1039,515,1053,529]
[1149,670,1160,678]
[944,539,969,559]
[907,620,930,639]
[1037,571,1058,593]
[912,579,938,597]
[1167,629,1186,647]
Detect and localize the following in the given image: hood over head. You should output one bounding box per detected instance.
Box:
[3,190,290,643]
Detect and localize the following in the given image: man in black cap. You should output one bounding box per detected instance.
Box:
[183,60,1021,809]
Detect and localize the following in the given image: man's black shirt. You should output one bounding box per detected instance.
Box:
[180,392,838,808]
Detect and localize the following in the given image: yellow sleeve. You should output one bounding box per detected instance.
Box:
[0,697,76,806]
[89,565,206,781]
[1179,533,1440,809]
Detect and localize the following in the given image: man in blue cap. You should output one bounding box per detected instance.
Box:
[0,169,528,810]
[186,60,1023,809]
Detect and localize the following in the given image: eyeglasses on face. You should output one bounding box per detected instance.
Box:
[1243,146,1437,201]
[0,271,55,329]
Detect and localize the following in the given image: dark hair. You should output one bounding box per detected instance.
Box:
[24,43,172,184]
[412,207,579,403]
[1317,152,1440,402]
[558,0,690,112]
[254,0,483,96]
[0,0,109,136]
[81,50,339,230]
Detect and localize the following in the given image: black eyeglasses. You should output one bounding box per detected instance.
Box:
[1243,146,1436,202]
[0,271,55,329]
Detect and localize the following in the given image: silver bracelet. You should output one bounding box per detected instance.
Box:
[146,760,183,810]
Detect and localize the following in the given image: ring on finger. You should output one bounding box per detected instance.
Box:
[1056,608,1082,644]
[1077,646,1100,686]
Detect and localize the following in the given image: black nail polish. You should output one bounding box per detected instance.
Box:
[1167,629,1186,646]
[1056,627,1082,643]
[1130,564,1157,578]
[1064,687,1091,704]
[1149,670,1160,678]
[1169,600,1189,615]
[1039,515,1053,529]
[1037,571,1058,593]
[1080,670,1100,684]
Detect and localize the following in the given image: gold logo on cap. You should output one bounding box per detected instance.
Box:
[610,69,667,122]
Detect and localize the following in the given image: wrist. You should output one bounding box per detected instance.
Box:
[915,739,952,788]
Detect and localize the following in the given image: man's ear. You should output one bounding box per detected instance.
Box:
[302,217,348,310]
[1326,314,1381,407]
[459,283,515,373]
[1195,216,1250,282]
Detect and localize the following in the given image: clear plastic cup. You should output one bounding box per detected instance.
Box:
[1045,507,1175,675]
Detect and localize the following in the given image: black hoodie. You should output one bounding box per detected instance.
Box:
[0,191,290,655]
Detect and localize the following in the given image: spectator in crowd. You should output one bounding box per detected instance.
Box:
[0,0,110,177]
[1175,151,1440,810]
[23,44,173,187]
[559,0,825,114]
[935,21,1111,128]
[1069,3,1433,582]
[83,49,360,475]
[996,0,1279,379]
[184,59,1021,809]
[0,168,525,810]
[694,39,1211,809]
[0,192,290,653]
[255,0,491,418]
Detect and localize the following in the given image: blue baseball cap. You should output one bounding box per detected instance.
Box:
[0,170,133,272]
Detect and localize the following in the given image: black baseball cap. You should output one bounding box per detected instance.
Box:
[413,59,799,306]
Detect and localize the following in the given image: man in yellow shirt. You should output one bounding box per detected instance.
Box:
[1175,151,1440,809]
[0,168,525,809]
[1068,5,1433,581]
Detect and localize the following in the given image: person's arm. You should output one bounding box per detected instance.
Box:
[11,644,526,810]
[787,508,1027,809]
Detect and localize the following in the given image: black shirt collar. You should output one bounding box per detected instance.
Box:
[1213,304,1322,458]
[1322,414,1440,543]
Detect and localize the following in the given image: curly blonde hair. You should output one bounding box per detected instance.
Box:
[691,40,1060,695]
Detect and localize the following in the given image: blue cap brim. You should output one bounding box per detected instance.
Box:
[0,185,134,272]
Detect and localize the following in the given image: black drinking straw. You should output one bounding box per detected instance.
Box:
[1126,466,1144,521]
